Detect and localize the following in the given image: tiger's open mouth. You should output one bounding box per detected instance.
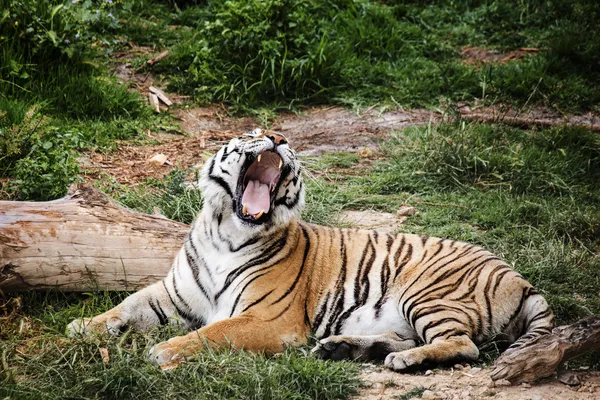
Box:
[236,150,283,224]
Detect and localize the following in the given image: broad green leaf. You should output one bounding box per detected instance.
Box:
[46,30,58,46]
[51,4,64,19]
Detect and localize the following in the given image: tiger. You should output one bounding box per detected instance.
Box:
[68,130,554,371]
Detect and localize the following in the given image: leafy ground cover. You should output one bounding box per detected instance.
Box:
[1,0,600,399]
[2,0,600,200]
[152,0,600,111]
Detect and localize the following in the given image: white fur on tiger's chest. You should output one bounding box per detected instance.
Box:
[190,216,268,325]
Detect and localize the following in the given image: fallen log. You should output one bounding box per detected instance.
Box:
[491,316,600,384]
[0,184,188,292]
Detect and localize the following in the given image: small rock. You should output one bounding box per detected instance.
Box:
[557,370,581,386]
[359,363,376,371]
[459,391,472,400]
[397,205,418,217]
[531,395,543,400]
[425,369,434,376]
[454,364,465,370]
[520,383,532,388]
[148,153,169,166]
[493,379,511,387]
[421,390,447,400]
[470,367,482,375]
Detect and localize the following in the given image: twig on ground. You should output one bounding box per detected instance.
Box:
[149,86,173,106]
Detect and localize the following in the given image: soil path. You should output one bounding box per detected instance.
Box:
[85,62,600,184]
[82,105,434,184]
[356,364,600,400]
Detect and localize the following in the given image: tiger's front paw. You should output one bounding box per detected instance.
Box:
[148,341,181,365]
[148,334,200,366]
[67,314,126,337]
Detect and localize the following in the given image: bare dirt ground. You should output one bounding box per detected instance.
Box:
[356,364,600,400]
[81,103,435,184]
[341,210,406,233]
[82,61,600,186]
[461,46,540,66]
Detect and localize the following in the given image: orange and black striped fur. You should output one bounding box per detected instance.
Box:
[68,131,554,371]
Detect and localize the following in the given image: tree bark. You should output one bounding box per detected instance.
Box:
[0,184,189,292]
[491,316,600,384]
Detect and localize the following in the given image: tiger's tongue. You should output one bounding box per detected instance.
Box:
[242,180,271,215]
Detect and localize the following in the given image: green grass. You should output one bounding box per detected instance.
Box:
[95,168,205,225]
[0,293,358,400]
[135,0,600,112]
[0,0,176,200]
[3,0,600,199]
[2,0,600,396]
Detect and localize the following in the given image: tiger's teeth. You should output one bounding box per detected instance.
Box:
[257,154,262,163]
[242,204,248,215]
[278,159,283,169]
[255,210,264,219]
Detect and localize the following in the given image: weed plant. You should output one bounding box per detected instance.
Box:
[0,0,159,200]
[149,0,600,111]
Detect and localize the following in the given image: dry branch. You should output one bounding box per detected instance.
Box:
[491,316,600,384]
[0,184,188,292]
[148,92,161,113]
[149,86,173,106]
[147,50,168,66]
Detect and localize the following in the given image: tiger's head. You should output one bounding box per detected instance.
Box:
[199,129,304,229]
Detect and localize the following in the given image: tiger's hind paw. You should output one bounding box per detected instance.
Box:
[148,333,201,367]
[384,350,422,372]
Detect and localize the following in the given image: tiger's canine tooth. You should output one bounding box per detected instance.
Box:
[278,159,283,169]
[257,154,262,163]
[242,204,248,215]
[255,210,264,219]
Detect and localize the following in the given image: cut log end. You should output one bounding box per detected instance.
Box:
[491,316,600,384]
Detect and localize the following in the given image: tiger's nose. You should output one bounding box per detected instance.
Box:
[266,134,288,146]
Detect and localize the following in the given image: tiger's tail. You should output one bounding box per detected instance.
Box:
[507,290,554,351]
